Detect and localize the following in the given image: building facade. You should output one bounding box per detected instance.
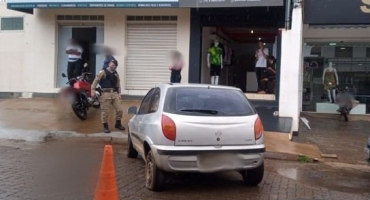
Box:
[1,1,190,96]
[1,0,307,133]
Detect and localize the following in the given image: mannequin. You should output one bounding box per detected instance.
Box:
[322,62,339,103]
[207,39,223,85]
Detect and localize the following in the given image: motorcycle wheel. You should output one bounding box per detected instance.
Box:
[72,102,87,120]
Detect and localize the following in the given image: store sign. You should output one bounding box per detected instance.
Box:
[7,0,178,9]
[304,0,370,24]
[179,0,284,7]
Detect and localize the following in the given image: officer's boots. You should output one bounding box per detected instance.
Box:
[115,120,126,131]
[103,123,110,134]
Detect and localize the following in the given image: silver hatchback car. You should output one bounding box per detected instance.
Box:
[127,84,265,191]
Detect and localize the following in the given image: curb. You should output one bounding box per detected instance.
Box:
[265,151,319,163]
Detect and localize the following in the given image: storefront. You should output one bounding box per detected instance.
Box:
[187,0,286,100]
[303,0,370,115]
[2,0,190,96]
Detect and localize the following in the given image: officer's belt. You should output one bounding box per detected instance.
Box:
[101,88,117,93]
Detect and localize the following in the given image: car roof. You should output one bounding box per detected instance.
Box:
[157,83,242,91]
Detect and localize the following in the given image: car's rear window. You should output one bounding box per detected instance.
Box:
[163,87,256,116]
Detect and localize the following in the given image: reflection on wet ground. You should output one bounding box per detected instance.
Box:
[271,160,370,195]
[0,98,140,134]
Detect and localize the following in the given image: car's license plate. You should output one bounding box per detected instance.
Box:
[198,153,240,169]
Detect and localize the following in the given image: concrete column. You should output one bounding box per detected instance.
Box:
[279,6,303,133]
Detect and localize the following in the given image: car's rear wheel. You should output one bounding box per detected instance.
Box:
[145,150,165,191]
[127,133,138,158]
[241,162,264,186]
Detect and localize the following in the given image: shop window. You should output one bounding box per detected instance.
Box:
[0,17,23,31]
[366,47,370,57]
[335,46,353,58]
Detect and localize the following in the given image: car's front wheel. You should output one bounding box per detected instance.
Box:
[240,161,264,186]
[145,150,165,191]
[127,133,138,158]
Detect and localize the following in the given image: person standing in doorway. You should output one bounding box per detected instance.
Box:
[91,59,125,133]
[66,38,83,83]
[169,50,184,83]
[255,41,269,92]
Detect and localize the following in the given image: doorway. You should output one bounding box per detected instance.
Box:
[56,26,104,87]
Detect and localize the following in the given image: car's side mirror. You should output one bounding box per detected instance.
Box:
[128,106,138,115]
[62,73,67,78]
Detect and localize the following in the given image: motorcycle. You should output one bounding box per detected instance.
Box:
[59,72,101,120]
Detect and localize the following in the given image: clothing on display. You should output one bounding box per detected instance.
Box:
[210,64,221,76]
[208,45,223,66]
[323,71,337,90]
[322,62,339,103]
[207,40,223,85]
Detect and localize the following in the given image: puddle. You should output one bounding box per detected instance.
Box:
[277,168,299,180]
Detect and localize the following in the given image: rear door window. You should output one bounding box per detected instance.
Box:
[163,87,256,116]
[138,88,155,115]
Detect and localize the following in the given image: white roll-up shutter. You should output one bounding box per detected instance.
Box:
[126,23,177,90]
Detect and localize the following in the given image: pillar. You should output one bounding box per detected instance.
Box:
[279,6,303,133]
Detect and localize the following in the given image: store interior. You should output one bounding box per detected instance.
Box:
[200,27,279,94]
[303,42,370,114]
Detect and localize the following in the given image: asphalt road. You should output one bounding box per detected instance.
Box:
[0,140,369,200]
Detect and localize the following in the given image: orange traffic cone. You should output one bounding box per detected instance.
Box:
[94,145,119,200]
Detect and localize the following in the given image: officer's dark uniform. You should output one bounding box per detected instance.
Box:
[91,60,125,133]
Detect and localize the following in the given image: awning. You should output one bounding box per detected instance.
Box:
[7,0,179,13]
[7,0,284,13]
[309,24,370,29]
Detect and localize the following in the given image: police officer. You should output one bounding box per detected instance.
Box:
[91,59,125,133]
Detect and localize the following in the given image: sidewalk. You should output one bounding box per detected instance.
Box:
[295,112,370,165]
[0,98,321,161]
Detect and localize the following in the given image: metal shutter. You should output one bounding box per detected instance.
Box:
[126,23,177,90]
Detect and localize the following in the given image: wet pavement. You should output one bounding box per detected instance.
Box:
[0,98,139,134]
[0,140,369,200]
[296,113,370,165]
[0,98,321,159]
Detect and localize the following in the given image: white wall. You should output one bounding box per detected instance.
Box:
[0,3,36,92]
[0,4,191,94]
[279,6,303,133]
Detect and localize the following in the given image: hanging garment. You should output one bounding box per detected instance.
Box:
[324,71,337,90]
[223,44,228,63]
[227,47,233,65]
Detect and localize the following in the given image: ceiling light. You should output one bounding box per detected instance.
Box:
[358,63,363,66]
[251,30,254,34]
[258,37,261,40]
[340,47,346,50]
[263,43,266,45]
[329,43,336,46]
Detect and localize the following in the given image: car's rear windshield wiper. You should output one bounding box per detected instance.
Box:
[180,109,218,114]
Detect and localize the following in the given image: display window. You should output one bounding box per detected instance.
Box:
[200,27,279,95]
[302,42,370,114]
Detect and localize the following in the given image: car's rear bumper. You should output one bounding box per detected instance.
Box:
[150,144,265,173]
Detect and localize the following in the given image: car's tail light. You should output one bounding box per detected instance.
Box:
[254,117,264,140]
[161,114,176,141]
